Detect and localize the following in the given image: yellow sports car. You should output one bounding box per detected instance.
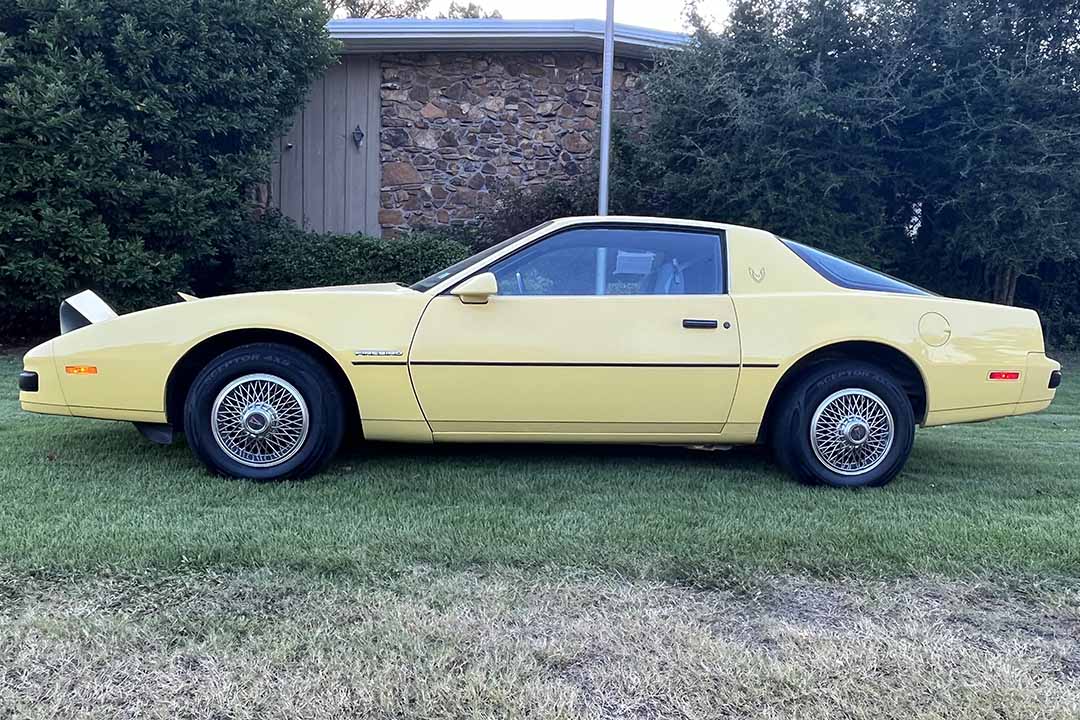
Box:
[19,216,1062,488]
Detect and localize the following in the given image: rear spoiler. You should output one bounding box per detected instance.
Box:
[60,290,118,334]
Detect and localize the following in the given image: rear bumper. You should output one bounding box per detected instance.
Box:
[1011,352,1060,419]
[924,353,1060,427]
[924,404,1015,427]
[1019,352,1060,404]
[1012,398,1053,418]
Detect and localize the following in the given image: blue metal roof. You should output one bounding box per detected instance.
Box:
[326,18,688,58]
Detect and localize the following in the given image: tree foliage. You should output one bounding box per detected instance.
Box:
[327,0,499,21]
[438,2,502,18]
[328,0,430,18]
[618,1,905,263]
[619,0,1080,340]
[885,0,1080,306]
[0,0,337,335]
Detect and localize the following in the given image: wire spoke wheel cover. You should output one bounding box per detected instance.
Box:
[810,388,895,476]
[211,373,310,468]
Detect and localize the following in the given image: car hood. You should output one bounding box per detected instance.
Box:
[288,282,417,295]
[54,282,423,339]
[179,282,417,302]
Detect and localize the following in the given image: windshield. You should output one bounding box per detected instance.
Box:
[781,239,931,296]
[410,221,555,291]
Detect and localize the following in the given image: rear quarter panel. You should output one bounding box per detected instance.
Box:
[724,227,1049,430]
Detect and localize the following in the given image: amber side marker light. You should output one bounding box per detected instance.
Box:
[65,365,98,375]
[988,371,1021,381]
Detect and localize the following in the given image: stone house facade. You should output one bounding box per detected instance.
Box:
[269,19,684,238]
[378,51,650,235]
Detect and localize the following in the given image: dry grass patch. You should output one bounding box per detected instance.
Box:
[2,568,1078,719]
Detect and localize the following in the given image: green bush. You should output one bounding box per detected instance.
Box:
[0,0,336,338]
[1032,260,1080,352]
[406,175,603,253]
[470,175,602,250]
[229,213,471,292]
[617,0,1080,344]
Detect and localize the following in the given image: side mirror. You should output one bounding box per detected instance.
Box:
[450,272,498,304]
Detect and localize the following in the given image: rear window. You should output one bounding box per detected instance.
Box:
[781,239,931,296]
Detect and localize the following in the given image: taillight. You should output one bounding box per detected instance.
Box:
[988,371,1021,381]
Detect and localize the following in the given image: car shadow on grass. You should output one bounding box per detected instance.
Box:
[10,412,1045,499]
[333,437,784,484]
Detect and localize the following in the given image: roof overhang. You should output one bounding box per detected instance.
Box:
[326,18,688,59]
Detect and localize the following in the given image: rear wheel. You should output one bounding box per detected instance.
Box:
[771,361,915,488]
[184,343,345,480]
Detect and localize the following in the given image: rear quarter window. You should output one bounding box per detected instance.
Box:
[781,239,931,296]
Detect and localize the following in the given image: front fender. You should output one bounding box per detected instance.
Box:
[46,288,429,418]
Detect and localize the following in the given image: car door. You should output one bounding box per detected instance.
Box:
[408,224,742,441]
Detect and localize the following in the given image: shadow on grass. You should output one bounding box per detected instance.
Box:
[15,413,1042,495]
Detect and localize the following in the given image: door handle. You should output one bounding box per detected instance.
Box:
[682,318,719,329]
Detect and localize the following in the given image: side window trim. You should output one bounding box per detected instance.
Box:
[780,238,931,296]
[445,223,729,297]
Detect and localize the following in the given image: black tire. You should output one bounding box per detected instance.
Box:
[183,343,346,481]
[771,361,915,488]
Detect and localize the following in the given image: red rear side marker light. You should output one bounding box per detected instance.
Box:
[988,371,1021,381]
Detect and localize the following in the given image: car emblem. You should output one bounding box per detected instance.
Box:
[749,266,766,283]
[354,349,403,357]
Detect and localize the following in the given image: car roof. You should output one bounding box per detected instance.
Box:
[550,215,763,235]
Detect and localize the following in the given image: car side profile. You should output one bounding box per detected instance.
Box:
[19,216,1062,488]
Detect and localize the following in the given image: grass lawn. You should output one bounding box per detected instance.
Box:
[1,350,1078,718]
[0,352,1077,580]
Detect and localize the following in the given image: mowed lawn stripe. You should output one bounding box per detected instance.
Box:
[0,353,1077,580]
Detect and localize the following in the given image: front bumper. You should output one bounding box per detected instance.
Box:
[19,339,70,415]
[18,371,38,392]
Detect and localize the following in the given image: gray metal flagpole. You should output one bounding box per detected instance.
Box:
[598,0,615,216]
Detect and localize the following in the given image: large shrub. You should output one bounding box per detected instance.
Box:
[417,174,603,253]
[616,0,1080,345]
[1030,260,1080,351]
[471,175,602,249]
[0,0,336,337]
[229,212,471,292]
[618,3,900,266]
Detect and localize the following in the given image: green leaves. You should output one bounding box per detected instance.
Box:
[0,0,336,335]
[620,2,903,266]
[227,212,472,292]
[617,0,1080,333]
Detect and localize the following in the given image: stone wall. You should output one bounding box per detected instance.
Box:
[378,51,650,235]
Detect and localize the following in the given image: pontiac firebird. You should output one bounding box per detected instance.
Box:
[18,216,1062,488]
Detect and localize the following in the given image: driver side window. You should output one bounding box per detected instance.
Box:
[488,227,724,296]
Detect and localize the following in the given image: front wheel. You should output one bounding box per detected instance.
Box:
[184,343,345,480]
[772,361,915,488]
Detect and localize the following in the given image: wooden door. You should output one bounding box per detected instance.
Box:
[271,55,381,236]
